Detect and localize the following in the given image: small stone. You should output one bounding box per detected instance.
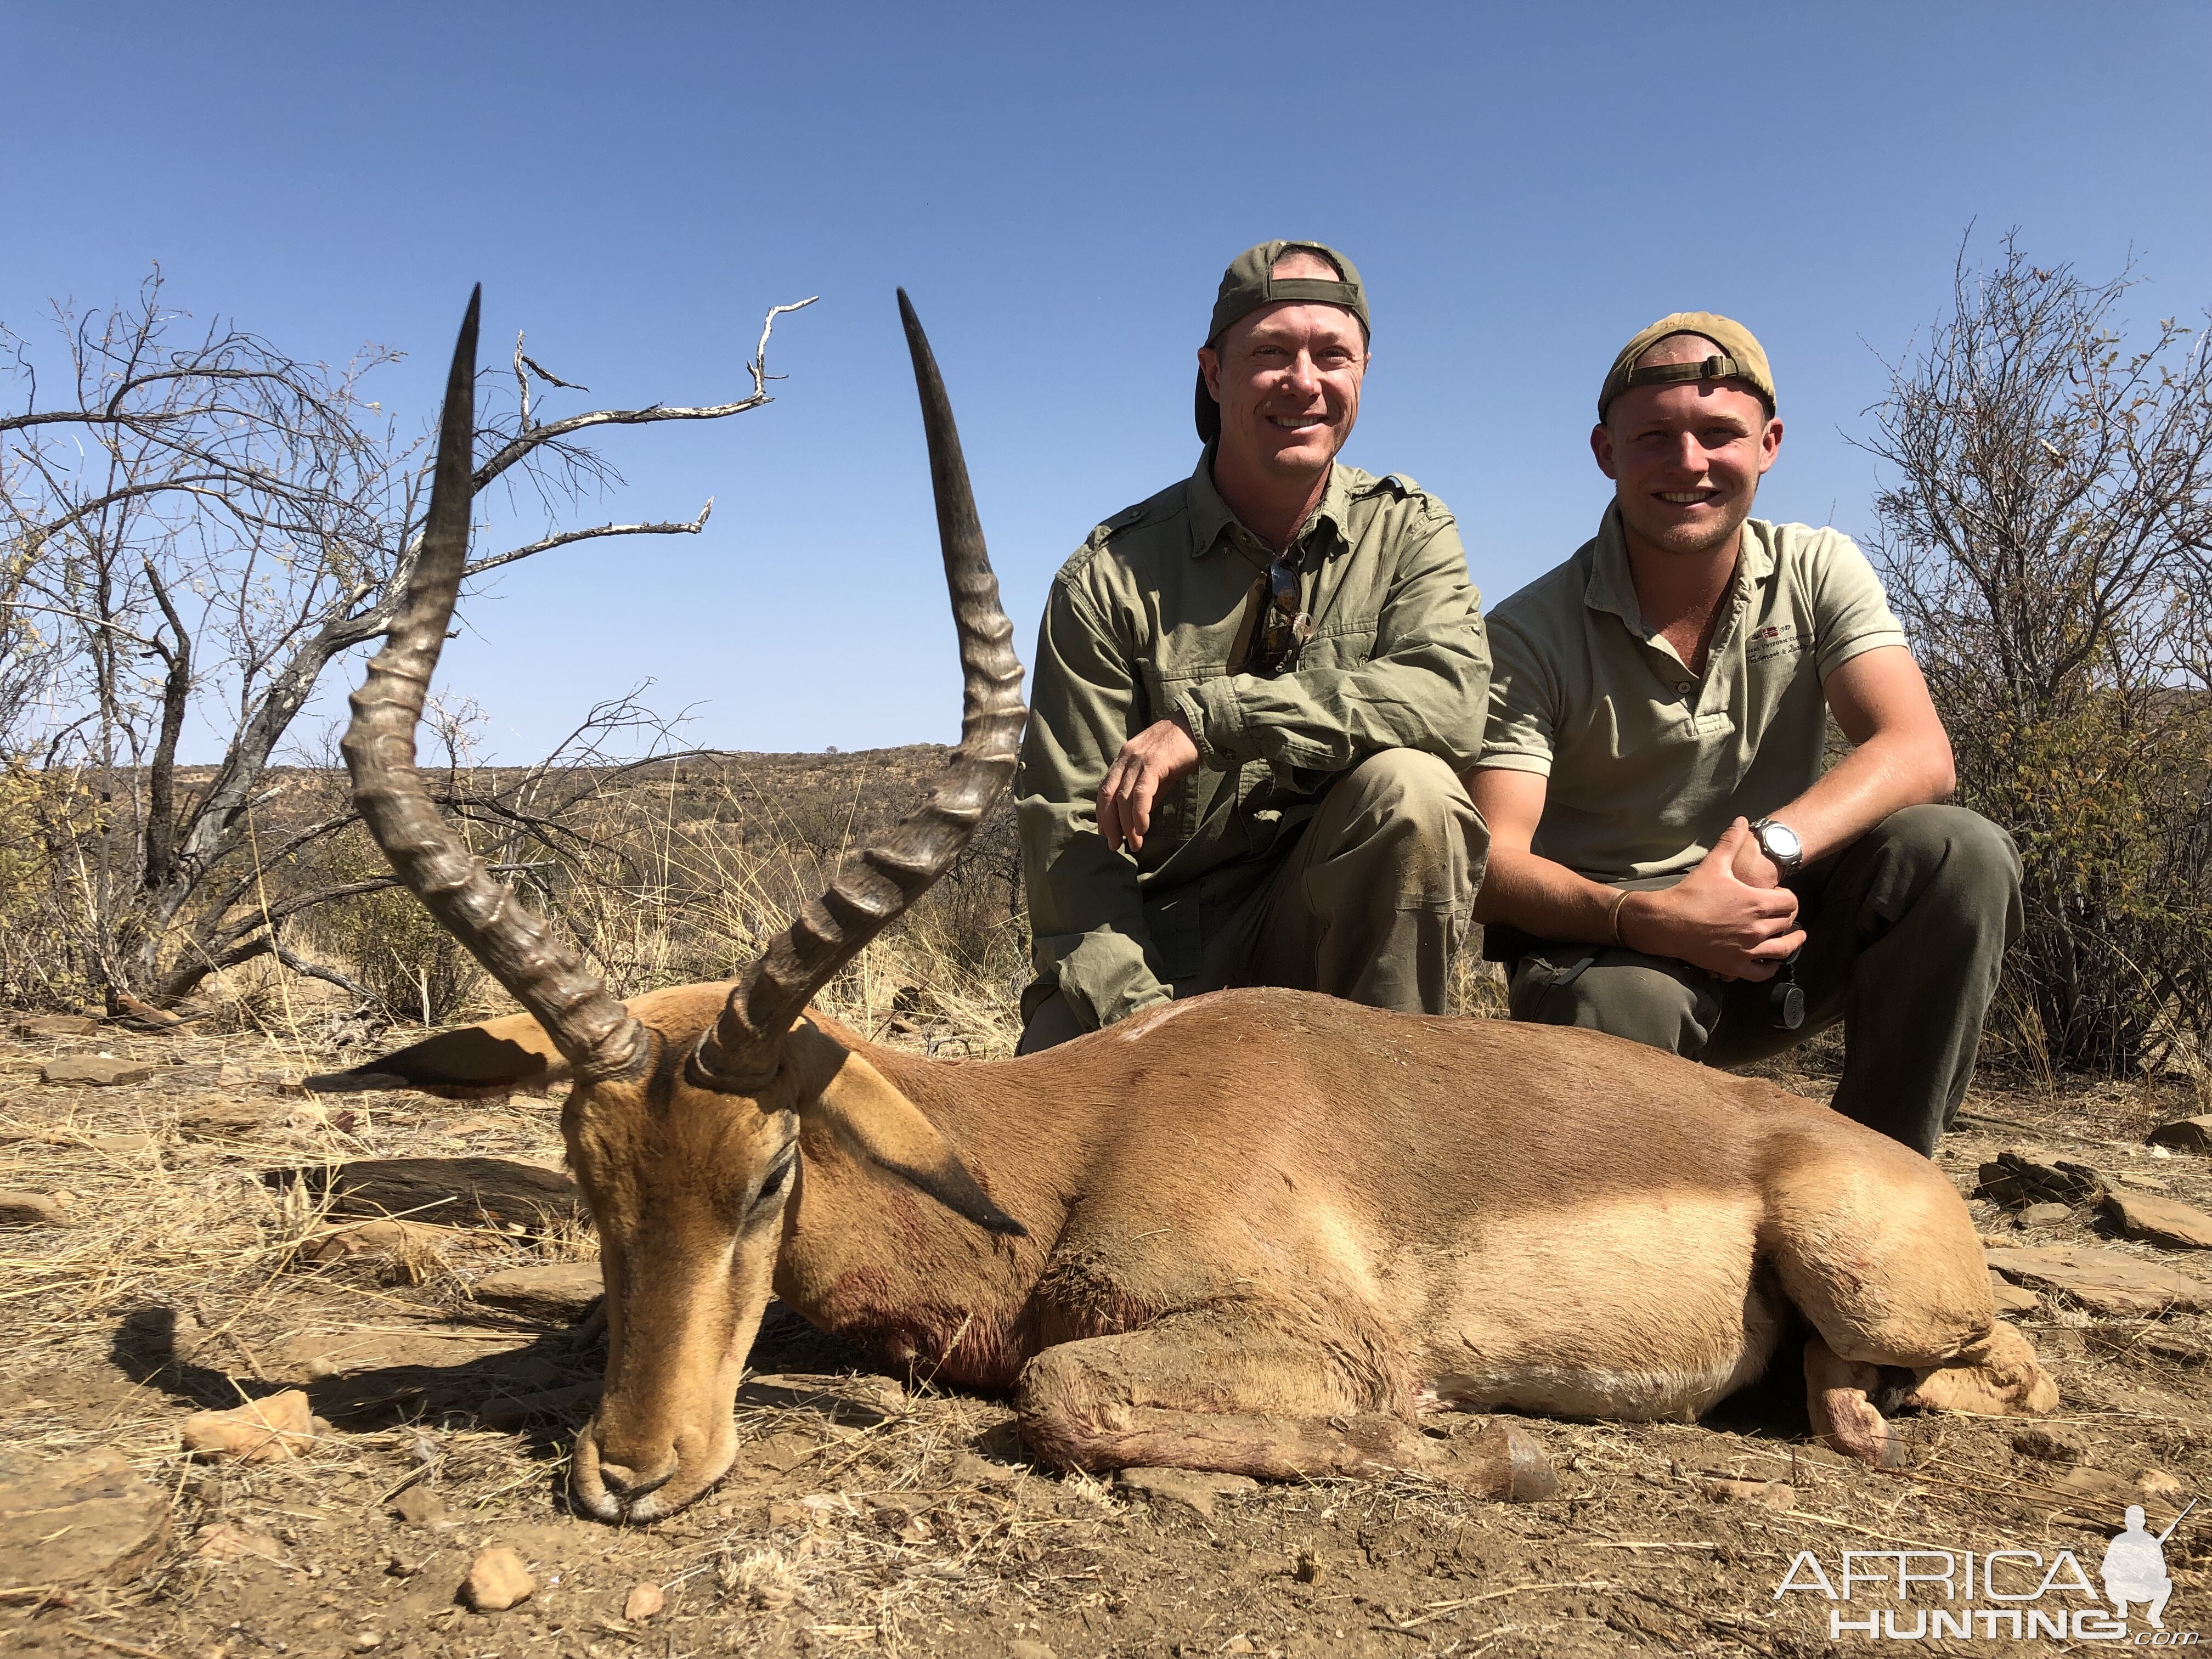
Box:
[390,1487,445,1526]
[2147,1116,2212,1155]
[2087,1324,2212,1368]
[766,1499,809,1528]
[351,1633,384,1652]
[622,1583,664,1622]
[1989,1271,2041,1314]
[2098,1191,2212,1250]
[0,1189,68,1227]
[181,1389,317,1463]
[1006,1643,1057,1659]
[1294,1546,1324,1584]
[193,1522,285,1562]
[1221,1639,1258,1655]
[179,1103,268,1139]
[1983,1243,2209,1316]
[167,1310,208,1359]
[2114,1169,2170,1191]
[470,1262,603,1322]
[1977,1148,2107,1208]
[80,1132,155,1156]
[0,1448,172,1588]
[462,1545,535,1612]
[301,1216,475,1265]
[16,1013,100,1037]
[2012,1423,2089,1463]
[41,1056,154,1087]
[2018,1201,2074,1229]
[1700,1476,1796,1510]
[162,1062,226,1089]
[1114,1465,1257,1521]
[949,1451,1023,1488]
[2137,1466,2183,1499]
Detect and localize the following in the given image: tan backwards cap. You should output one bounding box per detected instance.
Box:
[1598,312,1775,422]
[1195,240,1370,443]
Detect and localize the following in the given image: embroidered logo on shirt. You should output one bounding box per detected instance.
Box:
[1746,622,1807,666]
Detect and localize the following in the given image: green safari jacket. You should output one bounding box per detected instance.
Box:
[1015,453,1488,1031]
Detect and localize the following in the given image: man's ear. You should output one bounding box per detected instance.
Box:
[303,1011,570,1098]
[1590,421,1618,479]
[1197,345,1222,403]
[1757,415,1784,474]
[783,1022,1026,1238]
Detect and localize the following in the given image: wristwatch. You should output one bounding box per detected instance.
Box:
[1750,817,1804,878]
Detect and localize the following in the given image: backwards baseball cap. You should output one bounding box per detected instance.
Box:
[1598,312,1775,422]
[1195,240,1370,443]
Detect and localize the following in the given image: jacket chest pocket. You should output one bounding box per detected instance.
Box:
[1296,619,1377,670]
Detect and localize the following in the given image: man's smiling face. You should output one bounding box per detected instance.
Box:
[1199,250,1368,484]
[1593,333,1782,559]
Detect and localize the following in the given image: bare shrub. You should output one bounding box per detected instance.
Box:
[0,271,812,1014]
[1861,233,2212,1075]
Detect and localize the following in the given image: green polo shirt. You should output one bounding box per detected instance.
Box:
[1017,453,1488,1030]
[1479,506,1906,883]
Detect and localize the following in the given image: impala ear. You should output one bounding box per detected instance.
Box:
[303,1011,571,1098]
[785,1023,1026,1238]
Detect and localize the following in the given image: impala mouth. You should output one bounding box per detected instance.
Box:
[571,1429,735,1525]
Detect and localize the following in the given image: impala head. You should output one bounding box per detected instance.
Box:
[314,287,1026,1522]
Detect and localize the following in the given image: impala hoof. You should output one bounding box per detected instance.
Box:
[1444,1421,1558,1502]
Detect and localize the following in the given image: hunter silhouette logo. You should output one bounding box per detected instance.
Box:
[2104,1499,2194,1630]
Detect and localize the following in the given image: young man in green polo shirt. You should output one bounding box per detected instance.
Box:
[1470,314,2021,1155]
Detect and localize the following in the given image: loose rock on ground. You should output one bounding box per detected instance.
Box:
[462,1544,537,1611]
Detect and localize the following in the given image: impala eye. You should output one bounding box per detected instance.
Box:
[753,1152,796,1209]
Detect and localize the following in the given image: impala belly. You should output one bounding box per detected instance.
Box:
[1423,1191,1779,1420]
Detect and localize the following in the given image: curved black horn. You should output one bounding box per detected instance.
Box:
[342,289,644,1078]
[692,291,1026,1087]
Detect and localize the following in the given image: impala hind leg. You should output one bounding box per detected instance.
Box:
[1767,1136,2057,1465]
[1013,1319,1554,1500]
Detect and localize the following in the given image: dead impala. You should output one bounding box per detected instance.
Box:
[312,290,2055,1525]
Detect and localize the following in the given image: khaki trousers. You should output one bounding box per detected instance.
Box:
[1020,749,1487,1053]
[1506,805,2022,1155]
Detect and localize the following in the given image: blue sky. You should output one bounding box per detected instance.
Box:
[4,2,2208,760]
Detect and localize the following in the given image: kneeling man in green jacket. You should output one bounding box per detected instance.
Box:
[1015,240,1491,1052]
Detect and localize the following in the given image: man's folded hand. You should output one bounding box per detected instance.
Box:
[1621,819,1804,981]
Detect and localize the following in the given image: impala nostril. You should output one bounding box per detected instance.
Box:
[595,1458,675,1500]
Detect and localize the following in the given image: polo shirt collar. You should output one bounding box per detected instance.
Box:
[1583,504,1778,630]
[1187,448,1352,561]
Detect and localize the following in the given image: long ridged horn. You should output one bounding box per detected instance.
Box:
[343,289,644,1079]
[692,291,1025,1088]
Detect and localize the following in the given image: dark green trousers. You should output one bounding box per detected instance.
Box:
[1506,805,2022,1155]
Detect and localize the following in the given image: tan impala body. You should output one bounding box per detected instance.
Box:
[316,291,2054,1525]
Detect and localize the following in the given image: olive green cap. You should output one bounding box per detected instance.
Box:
[1195,240,1370,442]
[1598,312,1775,422]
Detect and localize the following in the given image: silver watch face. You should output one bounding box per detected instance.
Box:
[1759,820,1803,865]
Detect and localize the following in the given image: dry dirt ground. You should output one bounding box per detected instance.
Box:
[1,1018,2207,1659]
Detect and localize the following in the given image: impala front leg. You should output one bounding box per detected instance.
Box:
[1803,1335,1908,1469]
[1013,1316,1554,1500]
